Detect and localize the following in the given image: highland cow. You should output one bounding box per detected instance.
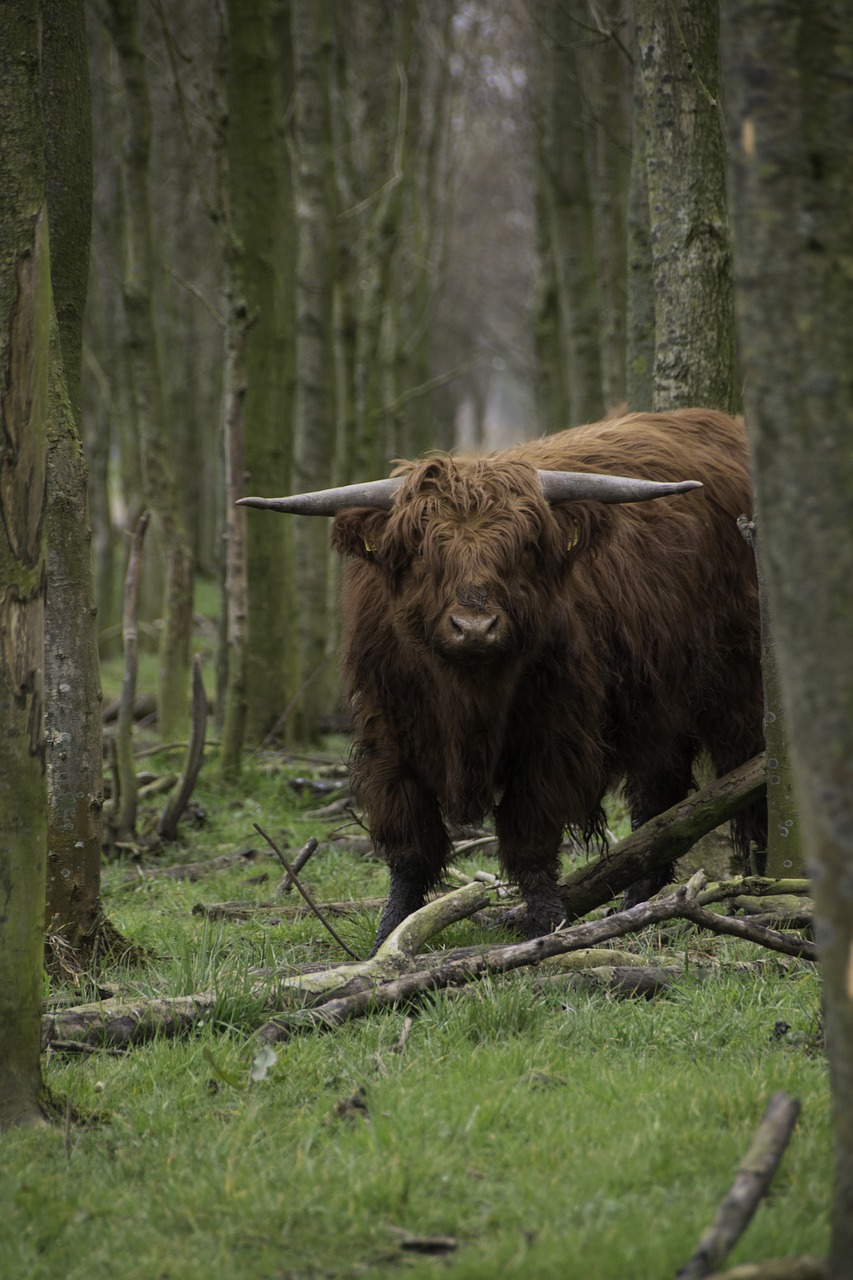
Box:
[240,409,765,951]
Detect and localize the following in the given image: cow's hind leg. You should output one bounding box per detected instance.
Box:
[621,758,695,908]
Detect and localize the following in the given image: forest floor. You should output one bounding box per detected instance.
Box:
[1,620,830,1280]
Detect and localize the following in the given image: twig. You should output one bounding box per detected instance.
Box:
[273,836,320,897]
[677,1092,802,1279]
[254,825,360,960]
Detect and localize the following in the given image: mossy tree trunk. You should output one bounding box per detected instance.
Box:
[290,0,338,742]
[625,32,654,413]
[722,1,853,1264]
[0,1,49,1129]
[535,0,604,427]
[226,0,298,750]
[105,0,194,744]
[635,0,795,880]
[41,0,105,962]
[575,0,631,412]
[634,0,736,413]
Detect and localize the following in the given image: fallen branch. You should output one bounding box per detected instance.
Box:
[157,655,207,841]
[253,870,814,1043]
[558,755,767,919]
[273,835,320,896]
[116,847,270,888]
[254,825,359,959]
[703,1259,825,1280]
[46,871,815,1051]
[42,992,220,1050]
[193,896,388,922]
[677,1091,802,1279]
[43,881,491,1050]
[677,903,814,961]
[534,965,680,1000]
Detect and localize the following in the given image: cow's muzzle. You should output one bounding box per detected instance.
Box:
[440,607,508,661]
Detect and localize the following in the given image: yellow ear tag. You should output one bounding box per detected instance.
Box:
[364,537,376,554]
[566,525,579,552]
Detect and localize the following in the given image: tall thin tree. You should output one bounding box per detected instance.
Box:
[0,0,50,1129]
[290,0,338,741]
[723,1,853,1265]
[42,0,105,963]
[105,0,195,743]
[633,0,736,412]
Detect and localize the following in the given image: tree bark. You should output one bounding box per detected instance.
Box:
[105,0,194,744]
[536,0,604,426]
[0,1,49,1128]
[226,0,299,748]
[625,28,654,412]
[290,0,338,741]
[738,517,803,878]
[634,0,736,412]
[576,0,631,410]
[41,0,104,962]
[722,2,853,1268]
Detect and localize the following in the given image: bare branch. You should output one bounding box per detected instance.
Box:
[678,1092,803,1279]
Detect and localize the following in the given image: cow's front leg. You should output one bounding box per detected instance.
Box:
[495,797,566,939]
[366,776,451,956]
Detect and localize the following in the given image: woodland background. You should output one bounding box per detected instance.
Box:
[2,0,853,1275]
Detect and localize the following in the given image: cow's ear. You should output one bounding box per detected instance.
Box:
[547,503,599,562]
[331,509,390,561]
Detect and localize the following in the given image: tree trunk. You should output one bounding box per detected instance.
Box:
[105,0,194,744]
[536,0,604,426]
[722,2,853,1267]
[226,0,298,748]
[738,518,803,879]
[634,0,736,413]
[41,0,104,963]
[625,31,654,412]
[290,0,338,741]
[0,2,49,1128]
[576,0,631,411]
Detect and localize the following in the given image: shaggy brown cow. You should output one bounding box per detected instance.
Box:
[240,409,765,951]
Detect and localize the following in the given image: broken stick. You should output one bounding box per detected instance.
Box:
[677,1091,802,1280]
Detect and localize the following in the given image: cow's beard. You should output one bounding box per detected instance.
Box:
[426,653,520,827]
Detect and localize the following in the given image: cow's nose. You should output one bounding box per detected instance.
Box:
[449,613,500,646]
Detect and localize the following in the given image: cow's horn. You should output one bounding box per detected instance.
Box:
[538,470,703,504]
[237,477,403,516]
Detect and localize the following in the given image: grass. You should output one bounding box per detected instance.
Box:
[4,658,831,1277]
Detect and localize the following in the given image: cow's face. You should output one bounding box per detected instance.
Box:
[332,457,588,666]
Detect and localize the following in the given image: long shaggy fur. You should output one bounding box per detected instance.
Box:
[331,409,765,948]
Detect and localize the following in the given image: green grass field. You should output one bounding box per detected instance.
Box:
[4,720,829,1279]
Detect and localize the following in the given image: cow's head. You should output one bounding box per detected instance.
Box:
[238,460,701,667]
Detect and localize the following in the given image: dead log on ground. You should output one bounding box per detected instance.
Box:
[253,871,814,1043]
[115,847,270,888]
[193,896,389,922]
[677,1091,802,1279]
[558,754,767,919]
[703,1259,825,1279]
[46,872,815,1051]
